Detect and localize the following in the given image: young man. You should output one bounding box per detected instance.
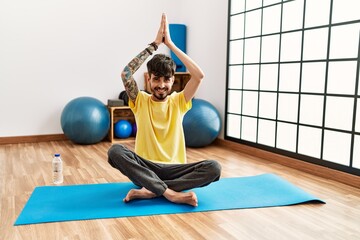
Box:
[108,14,221,207]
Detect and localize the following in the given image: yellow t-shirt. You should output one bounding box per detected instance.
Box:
[129,91,192,164]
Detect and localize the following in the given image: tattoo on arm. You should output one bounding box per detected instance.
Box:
[121,46,155,102]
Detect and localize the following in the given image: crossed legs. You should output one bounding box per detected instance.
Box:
[107,144,221,206]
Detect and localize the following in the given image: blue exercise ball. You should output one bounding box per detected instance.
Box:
[183,99,221,147]
[114,120,132,139]
[61,97,110,144]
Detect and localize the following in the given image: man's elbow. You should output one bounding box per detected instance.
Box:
[121,70,129,81]
[196,72,205,82]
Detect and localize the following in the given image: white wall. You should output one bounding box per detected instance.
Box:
[0,0,228,138]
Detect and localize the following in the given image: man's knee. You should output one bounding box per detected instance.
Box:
[205,160,222,179]
[107,144,127,167]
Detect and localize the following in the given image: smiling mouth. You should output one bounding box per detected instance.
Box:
[152,88,169,101]
[154,88,167,94]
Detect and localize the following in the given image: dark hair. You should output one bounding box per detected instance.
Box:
[147,54,176,78]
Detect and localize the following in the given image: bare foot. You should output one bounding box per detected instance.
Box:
[163,188,198,207]
[123,187,156,203]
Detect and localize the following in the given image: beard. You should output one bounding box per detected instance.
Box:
[152,87,170,101]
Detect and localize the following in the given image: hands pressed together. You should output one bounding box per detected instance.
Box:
[151,13,205,102]
[154,13,174,49]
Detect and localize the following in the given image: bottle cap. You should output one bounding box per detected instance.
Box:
[54,153,60,157]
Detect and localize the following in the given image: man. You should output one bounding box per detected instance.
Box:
[108,14,221,207]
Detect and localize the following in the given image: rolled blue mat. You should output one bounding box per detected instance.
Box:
[169,24,187,72]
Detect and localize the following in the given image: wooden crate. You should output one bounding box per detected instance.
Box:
[108,106,135,143]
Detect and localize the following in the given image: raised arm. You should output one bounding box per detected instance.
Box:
[121,47,155,103]
[121,16,165,103]
[162,14,205,102]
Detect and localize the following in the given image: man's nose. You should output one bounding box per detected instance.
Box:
[159,80,165,88]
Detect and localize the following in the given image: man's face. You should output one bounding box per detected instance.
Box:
[148,74,174,101]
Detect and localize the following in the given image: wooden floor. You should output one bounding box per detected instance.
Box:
[1,140,360,240]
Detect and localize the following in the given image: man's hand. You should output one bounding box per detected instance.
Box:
[154,14,165,46]
[154,13,174,48]
[162,14,174,48]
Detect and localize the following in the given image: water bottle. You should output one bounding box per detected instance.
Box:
[52,153,63,184]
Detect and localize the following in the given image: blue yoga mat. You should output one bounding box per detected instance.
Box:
[14,174,324,225]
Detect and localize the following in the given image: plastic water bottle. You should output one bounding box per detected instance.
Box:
[52,153,63,184]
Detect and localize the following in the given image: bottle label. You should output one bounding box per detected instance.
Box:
[53,162,62,172]
[53,158,63,184]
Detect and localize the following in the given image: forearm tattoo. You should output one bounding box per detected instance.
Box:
[121,45,156,102]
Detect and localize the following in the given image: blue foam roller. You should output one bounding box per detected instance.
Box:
[169,24,186,72]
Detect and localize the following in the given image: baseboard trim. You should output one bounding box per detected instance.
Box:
[0,134,68,145]
[214,138,360,189]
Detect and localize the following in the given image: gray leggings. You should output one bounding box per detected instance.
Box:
[108,144,221,196]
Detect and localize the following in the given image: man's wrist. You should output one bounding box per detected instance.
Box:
[149,42,158,51]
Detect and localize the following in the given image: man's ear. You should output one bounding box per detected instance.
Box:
[147,73,151,82]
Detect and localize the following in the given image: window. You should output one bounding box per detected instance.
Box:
[226,0,360,175]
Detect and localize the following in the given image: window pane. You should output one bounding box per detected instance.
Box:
[246,0,262,11]
[245,9,262,37]
[282,0,304,31]
[280,31,302,62]
[226,0,360,174]
[301,62,326,93]
[230,14,245,40]
[298,126,322,158]
[258,119,276,147]
[303,28,329,61]
[228,65,243,89]
[277,122,297,152]
[261,34,280,63]
[263,0,281,6]
[278,93,298,122]
[242,91,258,116]
[279,63,300,92]
[327,61,357,95]
[260,64,278,91]
[243,65,259,90]
[229,40,243,64]
[323,130,351,166]
[332,0,360,24]
[353,135,360,169]
[325,97,354,131]
[305,0,330,28]
[244,37,260,63]
[228,90,242,114]
[227,114,241,139]
[300,95,324,126]
[330,23,360,59]
[241,116,257,142]
[262,5,281,35]
[259,92,277,119]
[230,0,245,15]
